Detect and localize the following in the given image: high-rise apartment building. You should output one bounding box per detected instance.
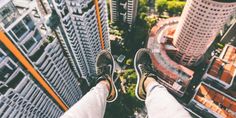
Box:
[0,0,83,117]
[0,33,64,117]
[50,0,110,81]
[110,0,138,26]
[173,0,236,66]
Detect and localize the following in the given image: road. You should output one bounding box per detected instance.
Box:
[114,61,122,82]
[220,21,236,46]
[148,0,156,15]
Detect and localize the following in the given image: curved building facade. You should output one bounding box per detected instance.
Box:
[173,0,236,66]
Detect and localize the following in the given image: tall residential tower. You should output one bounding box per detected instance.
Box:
[173,0,236,66]
[50,0,110,81]
[0,0,83,117]
[110,0,138,26]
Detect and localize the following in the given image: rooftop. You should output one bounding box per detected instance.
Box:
[152,44,193,80]
[193,83,236,118]
[221,45,236,65]
[148,17,194,96]
[207,57,235,84]
[149,18,193,81]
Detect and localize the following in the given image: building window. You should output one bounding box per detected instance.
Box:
[12,21,28,39]
[23,38,36,50]
[0,59,17,79]
[55,0,62,4]
[0,49,5,62]
[0,51,3,58]
[34,30,42,41]
[23,15,35,30]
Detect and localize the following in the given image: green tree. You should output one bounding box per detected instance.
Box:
[139,12,147,20]
[126,59,133,66]
[126,84,136,97]
[145,16,157,28]
[167,1,185,16]
[122,69,143,110]
[155,0,167,16]
[138,0,149,14]
[139,0,147,6]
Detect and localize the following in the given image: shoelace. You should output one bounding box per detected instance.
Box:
[97,65,111,76]
[139,64,155,74]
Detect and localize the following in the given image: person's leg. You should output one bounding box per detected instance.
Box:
[60,80,109,118]
[134,48,191,118]
[61,50,118,118]
[144,77,191,118]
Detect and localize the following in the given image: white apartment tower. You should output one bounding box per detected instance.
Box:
[173,0,236,66]
[110,0,138,25]
[51,0,110,80]
[0,0,83,117]
[126,0,138,25]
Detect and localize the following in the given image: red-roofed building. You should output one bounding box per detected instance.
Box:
[148,18,194,97]
[220,45,236,65]
[203,45,236,89]
[189,82,236,118]
[203,57,235,89]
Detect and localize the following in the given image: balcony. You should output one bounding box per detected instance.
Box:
[0,58,17,81]
[35,53,47,67]
[45,66,54,78]
[42,60,52,74]
[14,76,29,93]
[49,69,57,80]
[0,82,8,94]
[38,57,50,71]
[61,8,69,18]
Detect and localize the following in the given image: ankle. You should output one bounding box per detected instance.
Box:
[144,77,157,92]
[99,80,110,92]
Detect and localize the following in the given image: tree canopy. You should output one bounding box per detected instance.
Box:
[155,0,168,15]
[167,1,186,16]
[155,0,186,16]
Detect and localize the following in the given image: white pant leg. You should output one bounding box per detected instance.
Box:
[61,83,108,118]
[145,82,191,118]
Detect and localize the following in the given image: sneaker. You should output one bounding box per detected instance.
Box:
[96,50,118,102]
[134,48,156,101]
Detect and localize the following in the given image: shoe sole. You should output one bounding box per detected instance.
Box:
[134,49,147,101]
[98,50,118,102]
